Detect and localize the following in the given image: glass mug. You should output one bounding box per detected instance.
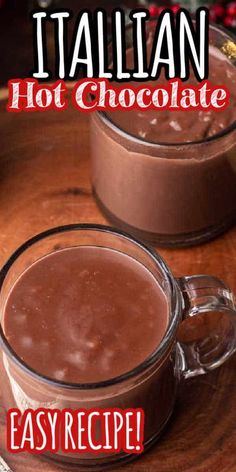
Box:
[91,22,236,247]
[0,224,236,468]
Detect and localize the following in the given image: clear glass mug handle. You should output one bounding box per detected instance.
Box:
[176,275,236,379]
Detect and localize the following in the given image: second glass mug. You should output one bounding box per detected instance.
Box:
[0,224,236,468]
[91,22,236,247]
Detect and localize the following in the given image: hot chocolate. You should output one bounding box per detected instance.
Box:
[0,232,176,466]
[91,25,236,246]
[1,225,236,467]
[106,47,236,144]
[3,246,168,383]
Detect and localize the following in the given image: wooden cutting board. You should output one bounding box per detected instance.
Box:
[0,90,236,472]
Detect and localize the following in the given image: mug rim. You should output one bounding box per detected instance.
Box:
[97,21,236,149]
[0,224,182,390]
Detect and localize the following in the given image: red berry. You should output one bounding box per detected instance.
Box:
[223,15,236,27]
[149,4,160,17]
[171,4,181,14]
[226,2,236,17]
[211,3,225,18]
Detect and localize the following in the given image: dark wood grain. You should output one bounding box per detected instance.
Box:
[0,91,236,472]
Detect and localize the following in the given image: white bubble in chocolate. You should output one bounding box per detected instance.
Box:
[21,336,33,348]
[169,120,182,132]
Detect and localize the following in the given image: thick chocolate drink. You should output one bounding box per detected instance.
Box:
[91,28,236,246]
[3,246,168,383]
[107,47,236,144]
[0,231,178,466]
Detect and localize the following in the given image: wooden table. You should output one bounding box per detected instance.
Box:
[0,90,236,472]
